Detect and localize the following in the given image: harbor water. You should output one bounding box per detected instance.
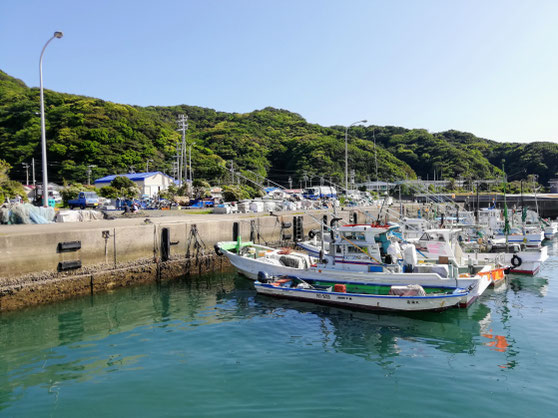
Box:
[1,243,557,417]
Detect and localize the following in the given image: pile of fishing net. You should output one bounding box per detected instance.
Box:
[55,209,104,222]
[0,203,55,224]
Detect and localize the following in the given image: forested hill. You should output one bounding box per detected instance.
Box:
[1,69,557,188]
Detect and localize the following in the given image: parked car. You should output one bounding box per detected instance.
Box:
[68,191,100,209]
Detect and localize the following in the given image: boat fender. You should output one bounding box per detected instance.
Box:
[330,217,342,228]
[214,244,223,256]
[319,249,326,263]
[511,254,522,268]
[308,229,319,239]
[384,254,393,265]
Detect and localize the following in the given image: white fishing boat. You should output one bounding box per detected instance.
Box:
[493,226,544,247]
[543,221,558,240]
[254,275,468,312]
[412,229,547,276]
[298,223,507,287]
[215,237,492,307]
[476,208,544,247]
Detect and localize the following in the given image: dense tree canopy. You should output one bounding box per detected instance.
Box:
[1,69,557,191]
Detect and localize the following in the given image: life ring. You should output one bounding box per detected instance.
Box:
[511,254,522,268]
[214,244,223,256]
[308,229,318,239]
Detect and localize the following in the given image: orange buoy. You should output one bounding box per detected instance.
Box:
[333,284,347,293]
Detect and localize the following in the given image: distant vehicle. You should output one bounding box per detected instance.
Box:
[189,198,215,208]
[302,186,337,200]
[68,191,100,209]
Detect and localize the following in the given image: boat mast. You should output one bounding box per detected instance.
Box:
[520,179,523,228]
[502,160,509,252]
[475,180,479,225]
[533,174,540,219]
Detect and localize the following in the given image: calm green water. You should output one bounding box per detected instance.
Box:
[1,244,557,417]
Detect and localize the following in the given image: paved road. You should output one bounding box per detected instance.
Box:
[0,208,344,237]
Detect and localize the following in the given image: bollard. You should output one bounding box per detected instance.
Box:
[161,228,170,261]
[250,220,256,242]
[232,222,239,242]
[293,215,304,242]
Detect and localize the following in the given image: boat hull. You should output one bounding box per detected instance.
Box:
[255,282,464,312]
[462,246,548,276]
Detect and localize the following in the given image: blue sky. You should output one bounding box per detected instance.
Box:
[1,0,557,142]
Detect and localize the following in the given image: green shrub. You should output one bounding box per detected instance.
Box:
[110,176,139,199]
[99,186,118,199]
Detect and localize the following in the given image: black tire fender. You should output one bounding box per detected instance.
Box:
[511,254,522,268]
[214,243,224,256]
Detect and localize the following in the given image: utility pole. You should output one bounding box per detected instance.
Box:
[176,114,188,186]
[230,161,235,184]
[288,176,292,190]
[22,163,30,186]
[32,158,36,187]
[373,129,378,190]
[146,159,153,172]
[303,172,308,189]
[399,184,402,217]
[188,142,194,184]
[129,165,135,174]
[87,165,97,185]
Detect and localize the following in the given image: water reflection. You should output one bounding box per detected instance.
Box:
[508,275,549,297]
[0,269,541,411]
[0,273,246,410]
[255,294,492,361]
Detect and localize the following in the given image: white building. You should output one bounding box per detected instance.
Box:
[94,171,175,197]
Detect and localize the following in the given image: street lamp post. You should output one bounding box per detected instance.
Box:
[39,31,63,207]
[344,119,367,194]
[87,165,97,185]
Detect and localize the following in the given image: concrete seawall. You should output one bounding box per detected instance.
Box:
[1,210,358,312]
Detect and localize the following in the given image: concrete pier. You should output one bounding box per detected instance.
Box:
[1,210,362,311]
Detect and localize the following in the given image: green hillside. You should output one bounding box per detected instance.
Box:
[1,70,557,189]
